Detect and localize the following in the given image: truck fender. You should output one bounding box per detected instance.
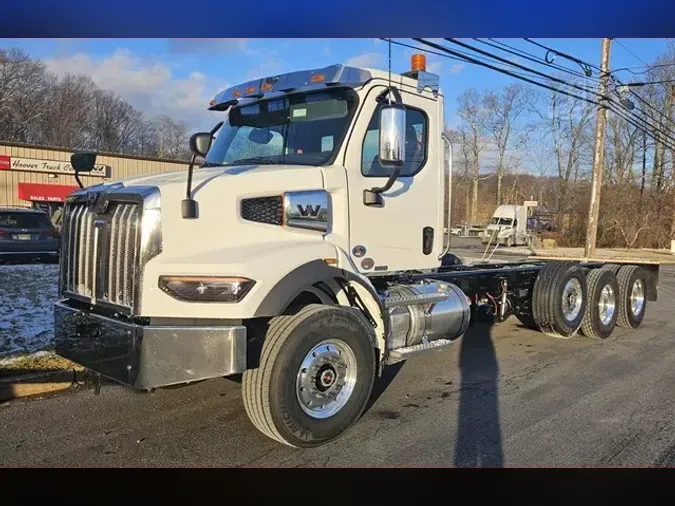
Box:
[253,259,389,354]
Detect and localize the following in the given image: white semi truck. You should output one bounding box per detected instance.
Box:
[54,54,660,448]
[481,204,531,247]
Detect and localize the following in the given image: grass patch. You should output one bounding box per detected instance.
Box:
[0,352,82,379]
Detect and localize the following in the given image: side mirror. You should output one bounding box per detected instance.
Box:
[378,103,406,168]
[189,132,214,158]
[70,152,97,173]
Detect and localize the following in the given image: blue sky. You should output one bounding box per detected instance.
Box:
[1,38,669,132]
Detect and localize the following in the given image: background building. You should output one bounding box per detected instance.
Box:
[1,141,189,226]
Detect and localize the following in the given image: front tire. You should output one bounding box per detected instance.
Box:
[242,304,376,448]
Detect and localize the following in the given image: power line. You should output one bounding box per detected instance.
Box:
[521,39,675,132]
[380,38,468,65]
[444,38,611,103]
[477,38,599,82]
[523,38,599,74]
[615,40,650,67]
[612,62,675,75]
[385,38,586,87]
[412,38,601,106]
[413,38,675,151]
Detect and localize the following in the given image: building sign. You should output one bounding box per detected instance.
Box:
[17,182,80,203]
[0,155,110,178]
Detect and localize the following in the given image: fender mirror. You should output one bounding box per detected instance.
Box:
[189,132,214,158]
[70,152,97,189]
[70,152,97,173]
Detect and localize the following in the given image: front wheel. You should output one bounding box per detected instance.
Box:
[242,304,376,448]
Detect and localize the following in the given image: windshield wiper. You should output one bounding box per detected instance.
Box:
[229,156,278,165]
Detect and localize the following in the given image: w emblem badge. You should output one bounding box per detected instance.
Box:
[297,204,322,217]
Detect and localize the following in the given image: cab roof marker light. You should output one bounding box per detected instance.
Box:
[208,65,372,110]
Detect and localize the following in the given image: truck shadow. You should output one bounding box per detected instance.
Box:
[454,314,504,467]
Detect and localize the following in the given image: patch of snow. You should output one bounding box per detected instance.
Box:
[0,264,59,357]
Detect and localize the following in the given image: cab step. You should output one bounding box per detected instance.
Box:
[385,338,454,364]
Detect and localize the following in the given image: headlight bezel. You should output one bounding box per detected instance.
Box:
[158,275,256,303]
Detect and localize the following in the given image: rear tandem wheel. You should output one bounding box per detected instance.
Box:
[526,261,589,338]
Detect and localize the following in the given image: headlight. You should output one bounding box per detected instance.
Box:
[159,276,255,303]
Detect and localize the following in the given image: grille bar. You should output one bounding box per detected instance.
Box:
[60,200,141,311]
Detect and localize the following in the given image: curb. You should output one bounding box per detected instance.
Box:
[0,369,85,402]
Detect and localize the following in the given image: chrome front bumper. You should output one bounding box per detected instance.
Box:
[54,301,247,390]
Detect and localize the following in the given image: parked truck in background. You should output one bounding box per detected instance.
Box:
[54,54,660,448]
[481,204,531,247]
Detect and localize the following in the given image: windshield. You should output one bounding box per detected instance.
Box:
[204,87,358,167]
[491,217,513,226]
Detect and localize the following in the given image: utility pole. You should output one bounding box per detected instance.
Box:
[584,38,612,258]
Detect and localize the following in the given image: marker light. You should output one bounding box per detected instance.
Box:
[232,89,241,98]
[159,276,255,303]
[411,53,426,72]
[261,82,273,91]
[311,74,325,83]
[245,86,256,95]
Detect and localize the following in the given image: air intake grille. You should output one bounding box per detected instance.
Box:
[60,201,140,311]
[241,196,283,225]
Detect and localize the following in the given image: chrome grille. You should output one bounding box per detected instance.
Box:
[60,200,140,311]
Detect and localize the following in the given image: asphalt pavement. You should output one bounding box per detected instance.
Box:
[2,265,675,467]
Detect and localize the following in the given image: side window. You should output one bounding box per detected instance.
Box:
[361,105,427,177]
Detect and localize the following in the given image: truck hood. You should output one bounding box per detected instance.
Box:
[116,163,326,263]
[113,163,318,189]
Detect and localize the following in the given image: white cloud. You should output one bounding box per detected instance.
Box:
[344,52,384,69]
[449,63,465,74]
[427,61,443,73]
[45,49,226,131]
[245,60,284,80]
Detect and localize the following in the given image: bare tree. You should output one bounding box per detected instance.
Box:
[154,115,189,159]
[482,84,531,205]
[533,87,594,233]
[457,89,488,223]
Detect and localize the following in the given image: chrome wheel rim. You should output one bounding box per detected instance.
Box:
[631,279,645,316]
[598,284,616,326]
[296,339,357,419]
[562,278,583,322]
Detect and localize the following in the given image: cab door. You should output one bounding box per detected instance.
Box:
[344,84,443,273]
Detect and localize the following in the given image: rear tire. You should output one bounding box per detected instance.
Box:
[601,263,622,275]
[531,261,588,338]
[580,268,619,340]
[615,265,648,329]
[242,304,376,448]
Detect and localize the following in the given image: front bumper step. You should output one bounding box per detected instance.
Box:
[54,301,247,390]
